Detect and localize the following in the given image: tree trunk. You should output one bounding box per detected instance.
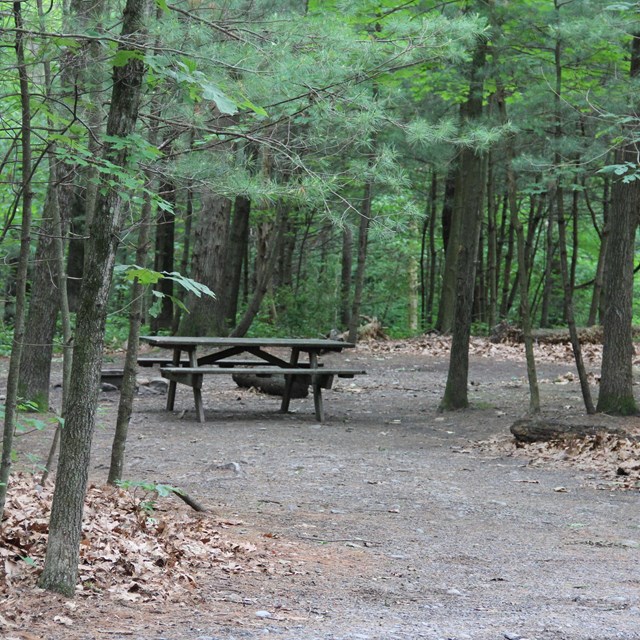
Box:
[439,147,486,410]
[407,218,419,332]
[224,195,251,328]
[552,25,594,414]
[495,76,541,415]
[486,152,498,329]
[439,35,487,411]
[171,184,194,334]
[39,0,148,595]
[0,1,35,520]
[178,194,231,336]
[426,170,438,327]
[347,178,373,344]
[596,150,639,414]
[108,181,154,484]
[108,46,162,483]
[18,200,59,410]
[435,168,458,333]
[150,177,175,332]
[555,187,595,414]
[587,176,609,326]
[230,206,286,337]
[539,199,557,327]
[340,224,353,329]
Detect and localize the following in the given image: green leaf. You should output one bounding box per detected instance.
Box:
[114,265,164,285]
[163,272,216,298]
[112,49,145,68]
[238,98,268,117]
[155,0,169,12]
[201,82,238,115]
[165,294,190,314]
[52,36,82,49]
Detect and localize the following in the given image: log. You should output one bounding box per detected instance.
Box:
[232,373,309,398]
[491,322,640,345]
[510,417,627,443]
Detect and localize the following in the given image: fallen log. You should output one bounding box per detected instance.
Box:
[232,372,309,398]
[510,417,627,443]
[491,322,640,345]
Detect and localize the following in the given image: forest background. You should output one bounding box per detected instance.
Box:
[1,0,640,596]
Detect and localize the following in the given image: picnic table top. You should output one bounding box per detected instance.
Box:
[140,336,354,351]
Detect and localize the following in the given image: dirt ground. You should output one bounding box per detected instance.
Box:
[2,338,640,640]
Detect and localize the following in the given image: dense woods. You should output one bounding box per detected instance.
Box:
[2,0,640,594]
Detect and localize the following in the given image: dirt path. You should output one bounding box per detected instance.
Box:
[5,342,640,640]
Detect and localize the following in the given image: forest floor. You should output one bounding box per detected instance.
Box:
[2,336,640,640]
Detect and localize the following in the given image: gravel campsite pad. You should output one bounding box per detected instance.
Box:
[2,337,640,640]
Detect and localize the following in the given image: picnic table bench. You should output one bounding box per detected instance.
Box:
[139,336,365,423]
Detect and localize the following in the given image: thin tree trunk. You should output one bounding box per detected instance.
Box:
[108,48,162,483]
[340,225,353,329]
[587,176,609,326]
[230,207,286,337]
[499,206,514,319]
[0,1,35,520]
[495,77,540,414]
[224,195,251,328]
[539,200,555,328]
[347,178,373,344]
[39,0,148,595]
[426,170,437,326]
[486,153,498,329]
[436,168,458,333]
[555,187,595,414]
[551,20,594,414]
[171,184,194,334]
[408,219,419,332]
[150,177,175,332]
[18,199,59,410]
[108,187,153,484]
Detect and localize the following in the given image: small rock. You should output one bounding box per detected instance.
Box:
[148,378,169,393]
[100,382,119,392]
[504,633,523,640]
[255,610,272,619]
[445,588,463,596]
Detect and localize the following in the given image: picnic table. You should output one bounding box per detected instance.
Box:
[138,336,365,423]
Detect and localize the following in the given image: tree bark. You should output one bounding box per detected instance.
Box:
[439,32,487,411]
[230,206,286,337]
[178,194,231,336]
[18,203,59,410]
[150,176,176,332]
[435,168,458,333]
[596,149,639,415]
[340,224,353,329]
[347,177,373,344]
[39,0,148,595]
[0,1,35,520]
[224,195,251,328]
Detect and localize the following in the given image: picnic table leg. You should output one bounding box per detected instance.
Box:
[192,373,205,423]
[280,347,301,413]
[312,376,324,423]
[187,349,205,423]
[166,347,182,411]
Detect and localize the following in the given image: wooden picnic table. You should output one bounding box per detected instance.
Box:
[139,336,365,423]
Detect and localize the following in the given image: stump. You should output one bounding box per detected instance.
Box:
[510,417,627,443]
[232,373,309,398]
